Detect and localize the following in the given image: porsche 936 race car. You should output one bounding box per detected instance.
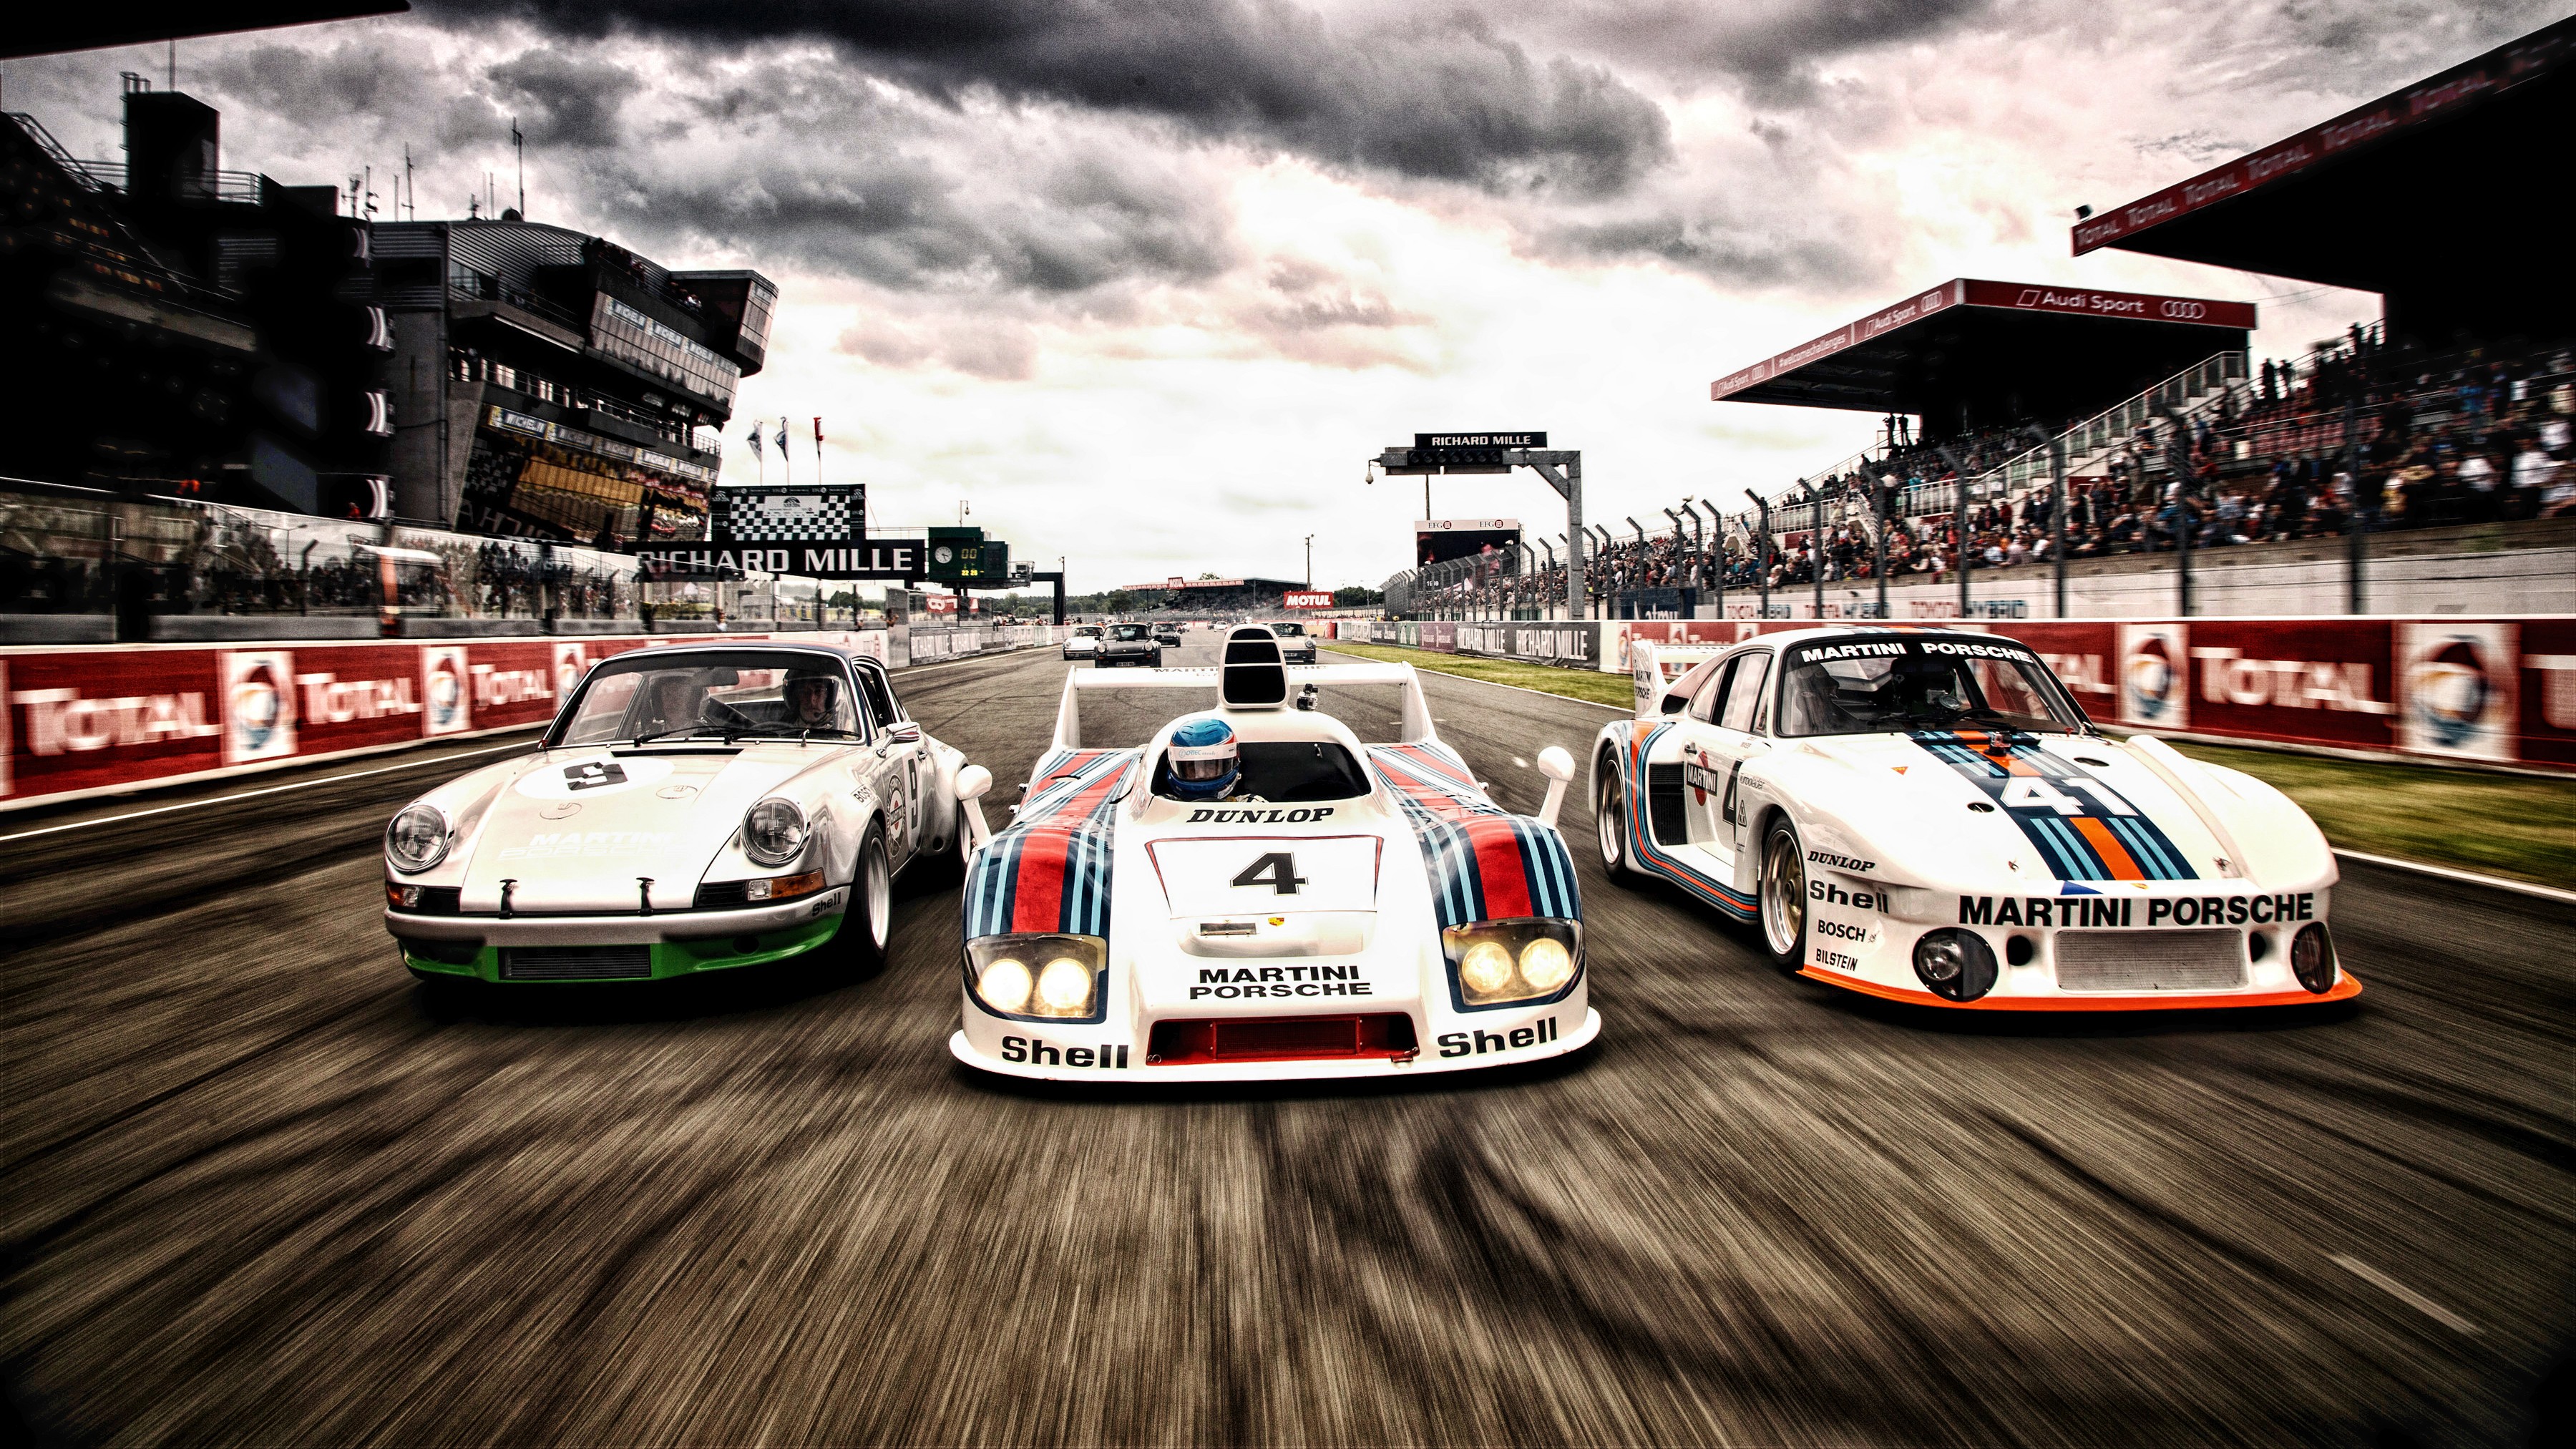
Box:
[1594,627,2358,1010]
[382,643,992,985]
[950,627,1596,1082]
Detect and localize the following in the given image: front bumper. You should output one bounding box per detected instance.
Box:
[1799,967,2361,1010]
[950,1007,1600,1084]
[389,892,847,982]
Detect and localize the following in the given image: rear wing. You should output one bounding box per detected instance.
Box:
[1629,640,1728,719]
[1052,662,1435,751]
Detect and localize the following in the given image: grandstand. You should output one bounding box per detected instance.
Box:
[1118,576,1308,614]
[1385,19,2575,625]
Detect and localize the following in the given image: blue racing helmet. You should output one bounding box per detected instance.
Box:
[1165,717,1240,800]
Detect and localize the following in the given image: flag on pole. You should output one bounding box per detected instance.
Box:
[813,416,824,444]
[747,426,763,457]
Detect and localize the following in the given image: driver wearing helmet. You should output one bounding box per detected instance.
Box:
[783,668,844,730]
[1161,716,1241,801]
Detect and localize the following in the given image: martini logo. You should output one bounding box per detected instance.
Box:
[2400,623,2514,760]
[222,650,297,764]
[421,647,470,736]
[2119,623,2188,728]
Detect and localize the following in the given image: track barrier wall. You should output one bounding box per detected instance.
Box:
[0,625,1067,811]
[1325,616,2576,774]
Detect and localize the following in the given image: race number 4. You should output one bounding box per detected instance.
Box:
[1230,852,1309,895]
[1999,776,2137,816]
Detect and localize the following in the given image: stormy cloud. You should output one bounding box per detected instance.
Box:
[419,0,1674,195]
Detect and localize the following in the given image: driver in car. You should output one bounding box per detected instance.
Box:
[783,669,847,731]
[1161,717,1244,801]
[638,673,702,734]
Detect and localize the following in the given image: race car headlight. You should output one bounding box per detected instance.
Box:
[966,933,1108,1021]
[385,804,452,874]
[1442,919,1582,1008]
[1913,928,1998,1002]
[2290,922,2338,995]
[743,799,807,867]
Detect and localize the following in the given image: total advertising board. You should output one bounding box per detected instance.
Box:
[0,626,1085,811]
[1372,615,2575,772]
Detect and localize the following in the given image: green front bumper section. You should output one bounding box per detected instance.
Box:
[400,913,843,983]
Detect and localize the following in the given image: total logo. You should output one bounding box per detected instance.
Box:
[2119,624,2187,728]
[223,650,297,764]
[421,647,470,736]
[2408,635,2492,750]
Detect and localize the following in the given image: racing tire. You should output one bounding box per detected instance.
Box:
[1594,751,1640,884]
[822,825,894,978]
[912,803,975,890]
[1757,817,1808,975]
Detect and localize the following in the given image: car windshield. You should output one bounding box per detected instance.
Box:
[553,650,864,745]
[1074,626,1101,637]
[1152,740,1372,802]
[1273,623,1304,636]
[1110,625,1150,640]
[1775,638,2087,737]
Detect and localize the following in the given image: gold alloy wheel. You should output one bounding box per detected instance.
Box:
[1762,826,1805,960]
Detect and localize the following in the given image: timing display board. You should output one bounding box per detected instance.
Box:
[1415,517,1522,567]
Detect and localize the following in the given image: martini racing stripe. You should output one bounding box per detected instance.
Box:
[1619,721,1755,919]
[1908,730,2197,882]
[962,752,1132,941]
[1370,745,1579,930]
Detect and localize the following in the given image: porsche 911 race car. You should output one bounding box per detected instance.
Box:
[1062,626,1101,660]
[950,626,1595,1082]
[1095,622,1163,668]
[1594,627,2358,1010]
[1266,620,1320,663]
[383,643,992,985]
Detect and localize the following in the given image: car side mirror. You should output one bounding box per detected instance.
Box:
[1533,746,1575,829]
[955,763,995,852]
[1659,692,1689,715]
[886,721,922,744]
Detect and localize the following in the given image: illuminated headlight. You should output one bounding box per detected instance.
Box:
[966,933,1107,1021]
[385,804,451,874]
[1441,919,1582,1008]
[2290,922,2338,994]
[743,799,807,867]
[1913,928,1998,1002]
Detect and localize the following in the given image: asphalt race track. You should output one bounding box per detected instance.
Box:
[4,634,2570,1447]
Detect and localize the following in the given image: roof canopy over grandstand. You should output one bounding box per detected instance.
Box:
[2074,16,2572,347]
[1118,577,1307,610]
[1709,278,2253,436]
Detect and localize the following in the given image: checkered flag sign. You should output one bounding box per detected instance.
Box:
[713,486,859,543]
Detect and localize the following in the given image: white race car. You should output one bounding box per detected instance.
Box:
[1593,627,2358,1010]
[950,627,1596,1081]
[1062,625,1102,660]
[383,643,990,985]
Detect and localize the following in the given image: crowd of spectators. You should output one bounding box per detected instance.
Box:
[1395,329,2572,618]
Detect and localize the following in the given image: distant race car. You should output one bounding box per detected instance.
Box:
[1096,622,1163,668]
[1062,625,1102,660]
[1267,620,1319,663]
[951,626,1594,1081]
[1153,624,1183,646]
[1593,626,2357,1010]
[384,643,991,985]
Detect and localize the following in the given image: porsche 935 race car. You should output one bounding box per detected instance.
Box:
[382,643,992,984]
[950,627,1595,1082]
[1594,627,2358,1010]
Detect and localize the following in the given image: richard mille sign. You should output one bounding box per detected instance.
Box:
[1415,431,1546,449]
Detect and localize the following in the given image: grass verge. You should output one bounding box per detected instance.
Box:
[1319,640,1634,709]
[1319,640,2572,889]
[2163,741,2575,890]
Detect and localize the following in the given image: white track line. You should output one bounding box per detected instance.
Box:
[2331,1255,2479,1334]
[0,741,536,843]
[2332,850,2575,905]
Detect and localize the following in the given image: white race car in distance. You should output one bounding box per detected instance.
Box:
[1061,625,1102,660]
[384,643,990,985]
[1594,627,2358,1010]
[951,627,1595,1081]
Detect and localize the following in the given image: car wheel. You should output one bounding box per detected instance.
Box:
[824,825,894,977]
[1594,750,1639,883]
[1758,817,1808,974]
